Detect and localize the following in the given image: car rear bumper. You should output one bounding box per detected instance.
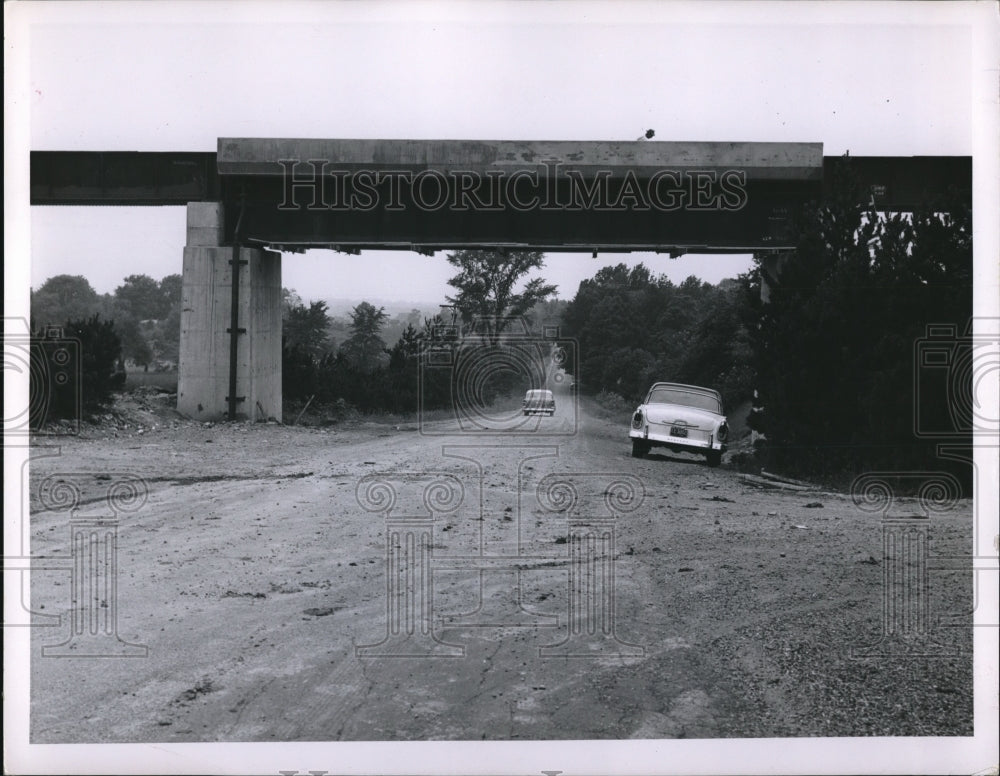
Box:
[629,428,726,453]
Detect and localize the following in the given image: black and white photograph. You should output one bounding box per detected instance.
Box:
[5,2,999,774]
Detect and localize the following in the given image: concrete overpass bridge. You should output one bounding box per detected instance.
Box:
[30,138,971,422]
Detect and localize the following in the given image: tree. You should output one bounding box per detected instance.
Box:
[283,300,333,360]
[69,315,125,408]
[674,281,756,408]
[382,308,428,350]
[116,319,153,368]
[382,323,427,413]
[751,157,972,479]
[159,274,183,310]
[341,301,389,372]
[559,263,755,407]
[528,298,569,335]
[30,314,124,427]
[445,250,558,346]
[107,274,166,368]
[114,274,167,320]
[281,287,304,317]
[387,323,425,369]
[144,274,184,364]
[30,275,101,330]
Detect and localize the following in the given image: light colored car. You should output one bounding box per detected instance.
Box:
[523,388,555,416]
[629,382,728,466]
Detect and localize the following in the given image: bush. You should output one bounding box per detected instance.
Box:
[595,390,632,413]
[31,314,123,427]
[70,315,125,411]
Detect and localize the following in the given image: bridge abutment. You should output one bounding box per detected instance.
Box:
[177,202,282,422]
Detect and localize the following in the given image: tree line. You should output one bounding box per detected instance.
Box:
[747,159,972,481]
[28,273,184,422]
[31,273,182,368]
[281,250,564,416]
[559,265,755,411]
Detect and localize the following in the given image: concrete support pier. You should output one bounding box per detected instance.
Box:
[177,202,282,422]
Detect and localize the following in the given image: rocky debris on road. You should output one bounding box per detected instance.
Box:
[173,678,216,705]
[270,581,304,594]
[32,386,410,442]
[32,386,190,439]
[302,607,341,617]
[300,579,334,589]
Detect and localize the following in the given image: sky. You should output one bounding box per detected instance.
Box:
[5,3,999,775]
[13,2,986,308]
[28,205,755,302]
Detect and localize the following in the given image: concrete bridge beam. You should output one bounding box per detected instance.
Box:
[177,202,282,422]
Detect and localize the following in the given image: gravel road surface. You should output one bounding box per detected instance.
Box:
[26,384,974,743]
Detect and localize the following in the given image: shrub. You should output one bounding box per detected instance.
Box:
[30,314,123,427]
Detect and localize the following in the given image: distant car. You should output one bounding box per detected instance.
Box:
[523,388,555,416]
[629,382,728,466]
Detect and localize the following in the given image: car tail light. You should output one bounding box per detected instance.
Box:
[631,411,644,429]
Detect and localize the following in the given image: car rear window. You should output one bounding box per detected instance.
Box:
[646,387,721,413]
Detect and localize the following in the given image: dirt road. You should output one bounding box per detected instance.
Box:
[26,384,973,742]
